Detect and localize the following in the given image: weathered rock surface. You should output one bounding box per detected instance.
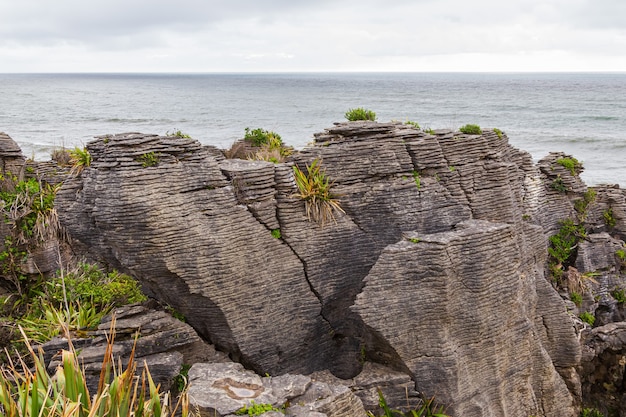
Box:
[353,220,579,417]
[43,122,625,416]
[188,362,366,417]
[41,303,223,393]
[580,322,626,417]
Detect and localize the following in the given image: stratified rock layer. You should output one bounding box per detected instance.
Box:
[55,122,587,416]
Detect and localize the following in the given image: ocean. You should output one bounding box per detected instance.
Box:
[0,72,624,186]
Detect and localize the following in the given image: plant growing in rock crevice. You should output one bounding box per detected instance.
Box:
[603,207,617,229]
[137,152,160,168]
[69,146,92,176]
[292,159,345,226]
[551,175,568,193]
[0,174,64,296]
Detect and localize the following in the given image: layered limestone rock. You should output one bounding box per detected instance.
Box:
[352,220,579,417]
[53,122,591,416]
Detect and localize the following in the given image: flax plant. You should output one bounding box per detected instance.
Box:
[292,159,344,226]
[0,319,194,417]
[68,147,92,176]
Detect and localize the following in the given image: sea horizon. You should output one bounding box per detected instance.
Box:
[1,72,625,186]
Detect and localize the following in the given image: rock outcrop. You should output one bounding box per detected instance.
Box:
[51,122,599,416]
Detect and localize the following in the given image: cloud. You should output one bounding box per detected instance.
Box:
[0,0,624,72]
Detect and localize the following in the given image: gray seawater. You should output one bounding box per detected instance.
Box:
[0,72,625,186]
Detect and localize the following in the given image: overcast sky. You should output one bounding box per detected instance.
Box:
[1,0,625,73]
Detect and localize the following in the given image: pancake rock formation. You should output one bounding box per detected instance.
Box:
[37,122,625,416]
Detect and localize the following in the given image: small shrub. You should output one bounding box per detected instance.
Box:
[551,175,568,193]
[603,207,617,229]
[243,128,293,162]
[580,408,605,417]
[292,159,345,226]
[137,152,159,167]
[459,124,482,135]
[167,130,191,138]
[617,249,626,262]
[548,219,586,266]
[556,156,583,176]
[0,176,61,246]
[405,120,420,129]
[579,311,595,326]
[570,291,583,307]
[244,128,282,147]
[345,107,376,121]
[574,189,597,222]
[493,128,503,138]
[424,128,436,135]
[271,228,282,239]
[611,288,626,304]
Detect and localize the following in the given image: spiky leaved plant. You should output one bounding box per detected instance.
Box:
[292,159,344,226]
[0,319,194,417]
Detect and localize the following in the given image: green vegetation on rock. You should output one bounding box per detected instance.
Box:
[579,311,595,326]
[292,159,345,226]
[69,147,92,175]
[459,124,482,135]
[556,156,583,176]
[345,107,377,121]
[0,322,192,417]
[137,152,160,168]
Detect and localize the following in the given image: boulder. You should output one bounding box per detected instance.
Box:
[187,362,366,417]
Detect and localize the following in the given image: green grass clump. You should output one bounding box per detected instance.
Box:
[570,291,583,307]
[412,170,421,190]
[459,124,482,135]
[405,120,420,129]
[271,229,282,239]
[493,128,503,138]
[69,147,92,175]
[345,108,377,121]
[292,159,345,226]
[611,288,626,304]
[556,157,583,176]
[579,311,595,326]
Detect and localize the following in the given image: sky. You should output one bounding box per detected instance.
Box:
[1,0,625,73]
